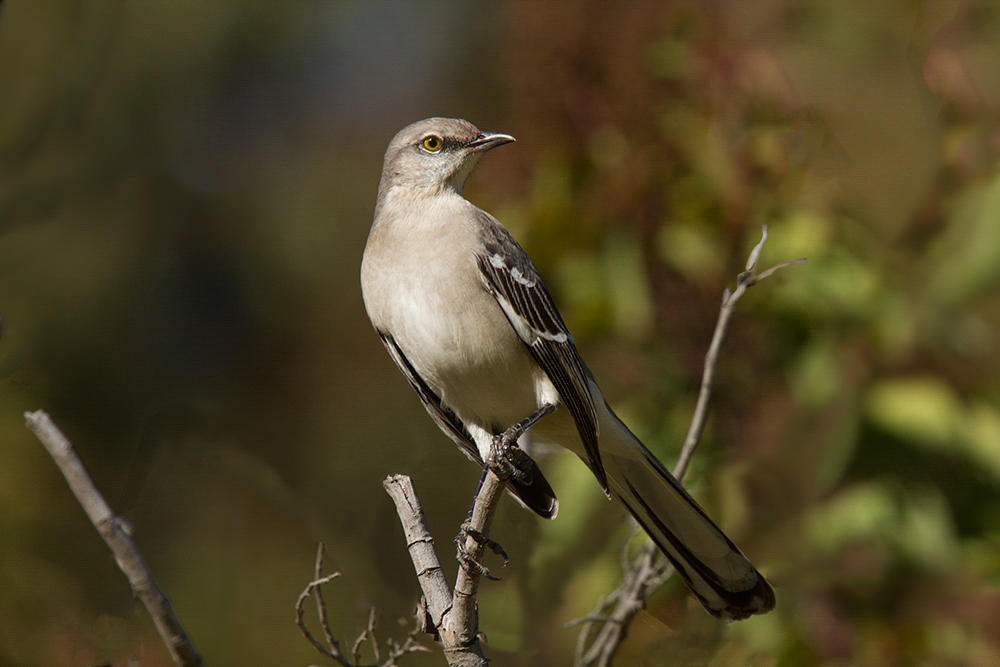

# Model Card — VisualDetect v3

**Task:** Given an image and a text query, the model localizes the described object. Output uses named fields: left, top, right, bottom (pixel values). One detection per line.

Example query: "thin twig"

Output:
left=573, top=225, right=804, bottom=666
left=369, top=608, right=380, bottom=663
left=295, top=545, right=429, bottom=667
left=578, top=542, right=664, bottom=667
left=295, top=567, right=350, bottom=665
left=383, top=615, right=432, bottom=667
left=351, top=607, right=379, bottom=664
left=314, top=543, right=340, bottom=654
left=24, top=410, right=204, bottom=667
left=674, top=226, right=795, bottom=480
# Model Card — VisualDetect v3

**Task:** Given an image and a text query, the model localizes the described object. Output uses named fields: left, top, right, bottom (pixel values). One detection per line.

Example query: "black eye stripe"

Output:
left=418, top=135, right=464, bottom=152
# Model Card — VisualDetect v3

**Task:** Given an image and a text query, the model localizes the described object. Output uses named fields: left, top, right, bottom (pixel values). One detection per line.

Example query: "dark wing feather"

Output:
left=377, top=330, right=559, bottom=518
left=378, top=331, right=480, bottom=463
left=474, top=212, right=607, bottom=491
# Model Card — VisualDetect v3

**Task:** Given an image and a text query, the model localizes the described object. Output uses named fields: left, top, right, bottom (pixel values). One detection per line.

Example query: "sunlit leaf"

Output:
left=805, top=482, right=896, bottom=554
left=864, top=376, right=962, bottom=445
left=602, top=231, right=654, bottom=340
left=656, top=222, right=724, bottom=281
left=930, top=172, right=1000, bottom=306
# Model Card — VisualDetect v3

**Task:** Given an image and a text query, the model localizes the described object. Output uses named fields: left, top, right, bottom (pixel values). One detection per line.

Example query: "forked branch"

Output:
left=295, top=541, right=430, bottom=666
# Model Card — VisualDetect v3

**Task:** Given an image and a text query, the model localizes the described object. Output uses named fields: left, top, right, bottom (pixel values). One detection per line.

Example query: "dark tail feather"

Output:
left=506, top=454, right=559, bottom=519
left=604, top=419, right=774, bottom=619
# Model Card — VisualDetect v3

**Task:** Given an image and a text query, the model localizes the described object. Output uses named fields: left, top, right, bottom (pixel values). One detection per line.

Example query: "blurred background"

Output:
left=2, top=1, right=999, bottom=665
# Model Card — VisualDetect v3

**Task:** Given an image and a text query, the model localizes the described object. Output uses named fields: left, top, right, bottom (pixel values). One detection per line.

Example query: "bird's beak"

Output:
left=467, top=132, right=516, bottom=152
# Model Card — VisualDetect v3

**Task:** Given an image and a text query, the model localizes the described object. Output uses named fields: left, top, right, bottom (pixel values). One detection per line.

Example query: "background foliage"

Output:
left=2, top=1, right=999, bottom=665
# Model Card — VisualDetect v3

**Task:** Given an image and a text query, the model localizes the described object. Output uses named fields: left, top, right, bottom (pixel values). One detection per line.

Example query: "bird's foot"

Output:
left=455, top=521, right=510, bottom=581
left=488, top=403, right=556, bottom=483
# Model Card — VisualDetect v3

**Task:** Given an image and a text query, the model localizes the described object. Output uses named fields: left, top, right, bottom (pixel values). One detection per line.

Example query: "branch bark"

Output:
left=382, top=475, right=460, bottom=643
left=24, top=410, right=203, bottom=667
left=444, top=467, right=507, bottom=658
left=383, top=473, right=498, bottom=666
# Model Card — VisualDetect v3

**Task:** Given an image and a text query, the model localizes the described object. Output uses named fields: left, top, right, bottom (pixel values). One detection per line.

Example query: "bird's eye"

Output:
left=421, top=135, right=443, bottom=152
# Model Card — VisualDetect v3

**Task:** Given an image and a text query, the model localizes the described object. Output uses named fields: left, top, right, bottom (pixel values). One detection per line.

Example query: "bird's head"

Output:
left=378, top=117, right=515, bottom=198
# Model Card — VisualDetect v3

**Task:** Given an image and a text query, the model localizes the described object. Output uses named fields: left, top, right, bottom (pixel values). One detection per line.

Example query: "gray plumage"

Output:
left=360, top=117, right=774, bottom=619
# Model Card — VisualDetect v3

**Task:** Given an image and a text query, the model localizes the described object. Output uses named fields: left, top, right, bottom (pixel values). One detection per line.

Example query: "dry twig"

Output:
left=295, top=542, right=429, bottom=666
left=24, top=410, right=203, bottom=667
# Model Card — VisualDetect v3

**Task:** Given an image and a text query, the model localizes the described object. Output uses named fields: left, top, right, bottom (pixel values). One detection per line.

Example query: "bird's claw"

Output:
left=455, top=522, right=509, bottom=581
left=488, top=433, right=534, bottom=484
left=487, top=403, right=556, bottom=482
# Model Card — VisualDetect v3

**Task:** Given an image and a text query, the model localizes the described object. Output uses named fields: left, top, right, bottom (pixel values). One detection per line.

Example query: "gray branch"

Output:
left=382, top=475, right=459, bottom=637
left=383, top=473, right=498, bottom=666
left=24, top=410, right=203, bottom=667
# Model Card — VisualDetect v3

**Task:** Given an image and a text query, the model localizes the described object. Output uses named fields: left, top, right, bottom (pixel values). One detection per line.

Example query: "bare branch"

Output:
left=24, top=410, right=203, bottom=667
left=383, top=616, right=432, bottom=667
left=752, top=258, right=807, bottom=285
left=383, top=406, right=555, bottom=665
left=574, top=542, right=666, bottom=667
left=441, top=468, right=507, bottom=652
left=352, top=607, right=379, bottom=665
left=573, top=226, right=804, bottom=666
left=314, top=543, right=341, bottom=654
left=295, top=545, right=429, bottom=667
left=745, top=224, right=769, bottom=272
left=382, top=475, right=455, bottom=631
left=676, top=228, right=805, bottom=480
left=384, top=474, right=491, bottom=666
left=295, top=562, right=350, bottom=665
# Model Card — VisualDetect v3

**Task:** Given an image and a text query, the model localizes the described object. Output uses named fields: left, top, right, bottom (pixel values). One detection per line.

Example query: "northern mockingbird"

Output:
left=361, top=117, right=775, bottom=620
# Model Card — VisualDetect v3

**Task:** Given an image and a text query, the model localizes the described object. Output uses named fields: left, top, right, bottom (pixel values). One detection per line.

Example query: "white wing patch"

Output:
left=493, top=292, right=569, bottom=345
left=509, top=266, right=535, bottom=287
left=491, top=253, right=537, bottom=288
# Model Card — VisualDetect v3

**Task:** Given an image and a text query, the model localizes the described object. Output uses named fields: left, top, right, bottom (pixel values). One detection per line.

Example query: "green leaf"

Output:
left=930, top=172, right=1000, bottom=306
left=602, top=231, right=654, bottom=340
left=864, top=376, right=962, bottom=445
left=656, top=222, right=724, bottom=281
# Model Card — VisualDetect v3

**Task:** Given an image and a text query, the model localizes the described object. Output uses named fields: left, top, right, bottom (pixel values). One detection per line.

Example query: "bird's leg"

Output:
left=488, top=403, right=557, bottom=482
left=456, top=468, right=510, bottom=580
left=455, top=404, right=556, bottom=579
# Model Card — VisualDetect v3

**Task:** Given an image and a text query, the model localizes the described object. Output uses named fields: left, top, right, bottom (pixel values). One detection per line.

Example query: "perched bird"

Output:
left=360, top=117, right=774, bottom=619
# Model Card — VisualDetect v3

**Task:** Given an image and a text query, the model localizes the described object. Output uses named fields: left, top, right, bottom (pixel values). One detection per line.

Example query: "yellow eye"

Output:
left=421, top=135, right=442, bottom=152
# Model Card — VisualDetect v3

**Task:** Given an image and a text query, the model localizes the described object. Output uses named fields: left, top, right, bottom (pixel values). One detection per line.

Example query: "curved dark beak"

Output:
left=467, top=131, right=516, bottom=152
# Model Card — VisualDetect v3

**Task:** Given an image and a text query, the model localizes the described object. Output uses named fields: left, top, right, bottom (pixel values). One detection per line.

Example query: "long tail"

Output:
left=601, top=411, right=775, bottom=620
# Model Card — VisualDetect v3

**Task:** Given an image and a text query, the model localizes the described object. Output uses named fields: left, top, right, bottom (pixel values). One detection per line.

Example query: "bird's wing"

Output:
left=377, top=330, right=482, bottom=463
left=377, top=330, right=559, bottom=518
left=474, top=212, right=607, bottom=491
